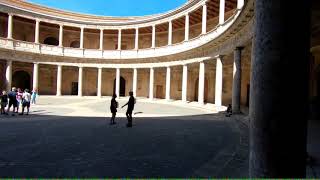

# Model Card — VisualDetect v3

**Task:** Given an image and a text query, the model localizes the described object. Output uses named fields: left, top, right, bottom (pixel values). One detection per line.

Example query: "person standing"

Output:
left=1, top=91, right=8, bottom=115
left=121, top=91, right=136, bottom=127
left=16, top=88, right=23, bottom=113
left=31, top=89, right=38, bottom=105
left=20, top=89, right=31, bottom=115
left=109, top=94, right=118, bottom=125
left=7, top=87, right=17, bottom=115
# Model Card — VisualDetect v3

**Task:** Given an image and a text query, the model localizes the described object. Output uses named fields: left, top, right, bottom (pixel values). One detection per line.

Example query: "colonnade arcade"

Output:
left=1, top=45, right=248, bottom=111
left=0, top=0, right=243, bottom=51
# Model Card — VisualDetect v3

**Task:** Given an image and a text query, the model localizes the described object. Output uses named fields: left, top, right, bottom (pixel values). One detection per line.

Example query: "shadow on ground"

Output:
left=0, top=112, right=249, bottom=178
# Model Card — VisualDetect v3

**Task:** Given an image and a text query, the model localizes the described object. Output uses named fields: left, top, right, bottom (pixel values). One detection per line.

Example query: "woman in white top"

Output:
left=20, top=89, right=31, bottom=115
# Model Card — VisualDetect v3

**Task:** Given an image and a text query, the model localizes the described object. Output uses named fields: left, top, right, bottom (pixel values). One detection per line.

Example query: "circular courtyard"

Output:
left=0, top=96, right=248, bottom=178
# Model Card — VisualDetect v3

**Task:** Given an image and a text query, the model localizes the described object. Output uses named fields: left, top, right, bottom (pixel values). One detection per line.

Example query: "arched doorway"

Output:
left=194, top=78, right=208, bottom=102
left=113, top=76, right=126, bottom=97
left=70, top=41, right=80, bottom=48
left=43, top=37, right=59, bottom=46
left=12, top=70, right=31, bottom=90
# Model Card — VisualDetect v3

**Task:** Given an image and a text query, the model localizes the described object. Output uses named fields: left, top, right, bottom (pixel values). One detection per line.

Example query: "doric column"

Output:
left=215, top=56, right=223, bottom=106
left=168, top=21, right=172, bottom=45
left=182, top=64, right=188, bottom=102
left=97, top=67, right=102, bottom=97
left=198, top=61, right=205, bottom=104
left=232, top=47, right=243, bottom=113
left=80, top=26, right=84, bottom=49
left=34, top=19, right=40, bottom=44
left=135, top=28, right=139, bottom=50
left=59, top=24, right=63, bottom=47
left=202, top=2, right=207, bottom=34
left=116, top=68, right=120, bottom=97
left=5, top=60, right=12, bottom=91
left=185, top=14, right=189, bottom=41
left=56, top=65, right=62, bottom=96
left=219, top=0, right=225, bottom=25
left=249, top=0, right=310, bottom=177
left=7, top=14, right=13, bottom=39
left=149, top=68, right=154, bottom=100
left=78, top=66, right=83, bottom=96
left=237, top=0, right=244, bottom=9
left=133, top=68, right=137, bottom=97
left=118, top=29, right=122, bottom=50
left=99, top=28, right=104, bottom=50
left=165, top=66, right=171, bottom=100
left=32, top=63, right=39, bottom=91
left=152, top=25, right=156, bottom=48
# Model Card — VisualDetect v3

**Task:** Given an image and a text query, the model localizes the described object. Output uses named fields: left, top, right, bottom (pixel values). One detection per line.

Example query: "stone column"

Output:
left=182, top=64, right=188, bottom=102
left=152, top=25, right=156, bottom=48
left=135, top=28, right=139, bottom=50
left=198, top=61, right=205, bottom=104
left=7, top=14, right=13, bottom=39
left=149, top=68, right=154, bottom=100
left=32, top=63, right=39, bottom=91
left=118, top=29, right=122, bottom=50
left=97, top=67, right=102, bottom=97
left=59, top=25, right=63, bottom=47
left=165, top=66, right=171, bottom=100
left=133, top=68, right=137, bottom=97
left=5, top=60, right=12, bottom=91
left=99, top=29, right=104, bottom=50
left=116, top=68, right=120, bottom=97
left=202, top=2, right=207, bottom=34
left=78, top=67, right=83, bottom=97
left=232, top=47, right=243, bottom=113
left=168, top=21, right=172, bottom=45
left=215, top=56, right=223, bottom=106
left=185, top=14, right=189, bottom=41
left=56, top=65, right=62, bottom=96
left=237, top=0, right=244, bottom=9
left=80, top=27, right=84, bottom=49
left=219, top=0, right=225, bottom=25
left=34, top=19, right=40, bottom=44
left=249, top=0, right=310, bottom=177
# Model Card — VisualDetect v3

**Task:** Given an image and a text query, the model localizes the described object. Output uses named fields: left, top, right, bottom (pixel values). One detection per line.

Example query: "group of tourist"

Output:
left=110, top=91, right=136, bottom=128
left=0, top=87, right=38, bottom=116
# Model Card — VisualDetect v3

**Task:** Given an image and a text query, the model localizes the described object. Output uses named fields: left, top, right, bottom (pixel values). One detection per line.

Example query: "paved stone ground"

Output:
left=0, top=96, right=249, bottom=178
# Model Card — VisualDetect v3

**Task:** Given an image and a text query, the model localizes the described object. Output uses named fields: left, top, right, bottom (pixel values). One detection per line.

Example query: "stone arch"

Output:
left=12, top=70, right=31, bottom=90
left=70, top=41, right=80, bottom=48
left=194, top=78, right=209, bottom=102
left=113, top=76, right=126, bottom=97
left=43, top=37, right=59, bottom=46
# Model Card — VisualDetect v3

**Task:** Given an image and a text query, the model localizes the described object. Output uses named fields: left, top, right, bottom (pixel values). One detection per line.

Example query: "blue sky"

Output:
left=27, top=0, right=187, bottom=17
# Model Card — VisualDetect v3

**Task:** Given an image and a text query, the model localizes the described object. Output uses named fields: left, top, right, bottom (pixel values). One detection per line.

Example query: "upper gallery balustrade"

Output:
left=0, top=0, right=245, bottom=59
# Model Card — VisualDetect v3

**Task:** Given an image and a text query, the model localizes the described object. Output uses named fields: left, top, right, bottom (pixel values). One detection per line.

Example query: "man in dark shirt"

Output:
left=7, top=87, right=17, bottom=115
left=122, top=91, right=135, bottom=127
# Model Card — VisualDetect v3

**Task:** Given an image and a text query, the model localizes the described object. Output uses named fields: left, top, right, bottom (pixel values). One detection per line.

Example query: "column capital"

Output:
left=99, top=28, right=104, bottom=31
left=202, top=1, right=207, bottom=6
left=80, top=26, right=85, bottom=30
left=59, top=24, right=64, bottom=27
left=35, top=18, right=41, bottom=23
left=8, top=13, right=14, bottom=17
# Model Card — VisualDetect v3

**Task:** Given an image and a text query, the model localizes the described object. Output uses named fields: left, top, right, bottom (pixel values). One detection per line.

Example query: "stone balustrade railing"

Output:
left=0, top=11, right=238, bottom=60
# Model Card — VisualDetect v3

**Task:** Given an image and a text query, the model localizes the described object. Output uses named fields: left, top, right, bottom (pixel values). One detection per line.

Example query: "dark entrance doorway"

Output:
left=194, top=78, right=208, bottom=102
left=12, top=70, right=31, bottom=90
left=71, top=82, right=78, bottom=95
left=113, top=76, right=126, bottom=96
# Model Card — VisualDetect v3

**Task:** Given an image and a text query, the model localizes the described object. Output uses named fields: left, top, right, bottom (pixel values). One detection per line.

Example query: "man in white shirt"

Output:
left=20, top=89, right=31, bottom=115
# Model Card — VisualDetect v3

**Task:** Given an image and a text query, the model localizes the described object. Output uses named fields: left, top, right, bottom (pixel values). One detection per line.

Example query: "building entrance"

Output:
left=12, top=70, right=31, bottom=90
left=113, top=77, right=126, bottom=96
